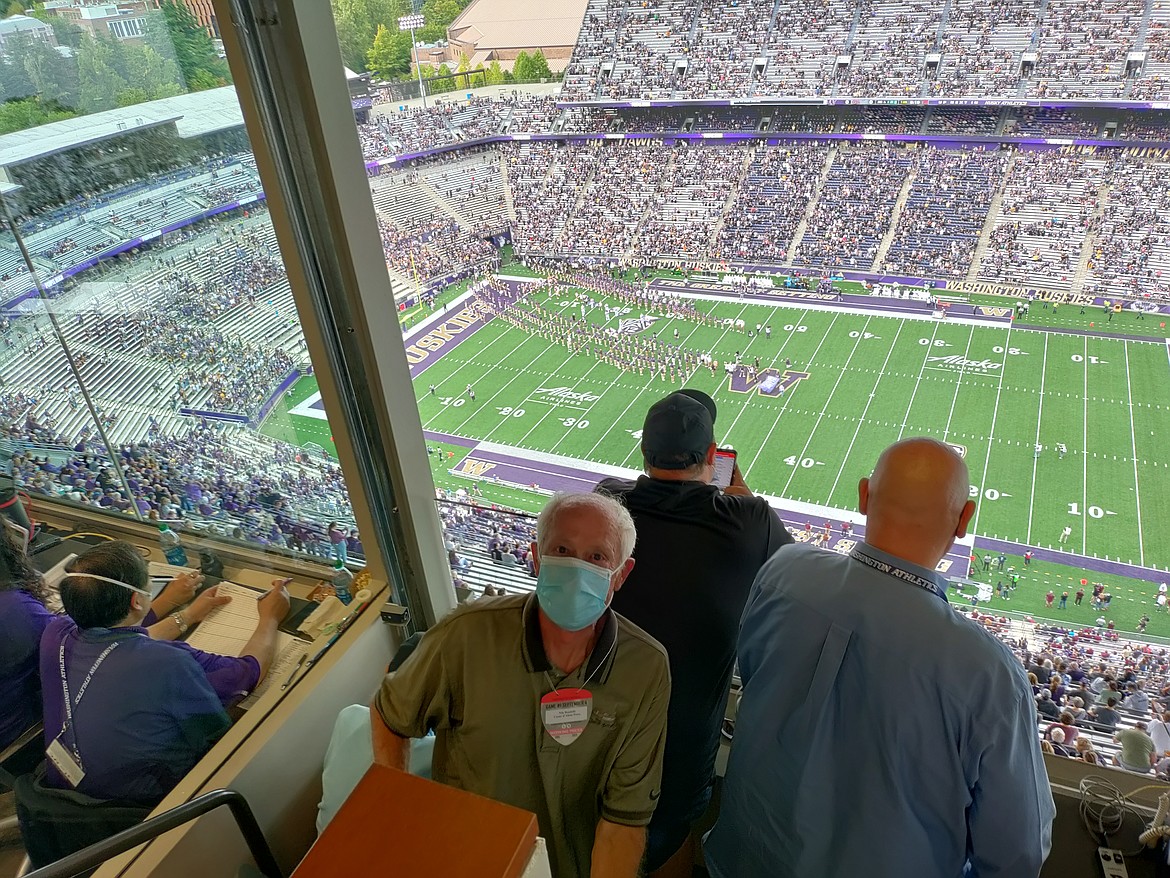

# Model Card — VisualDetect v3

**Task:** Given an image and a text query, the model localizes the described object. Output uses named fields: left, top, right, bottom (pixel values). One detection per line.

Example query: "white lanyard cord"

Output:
left=545, top=632, right=617, bottom=695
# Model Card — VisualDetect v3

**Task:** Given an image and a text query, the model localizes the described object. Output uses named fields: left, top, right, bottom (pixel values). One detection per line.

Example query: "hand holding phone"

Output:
left=713, top=447, right=737, bottom=489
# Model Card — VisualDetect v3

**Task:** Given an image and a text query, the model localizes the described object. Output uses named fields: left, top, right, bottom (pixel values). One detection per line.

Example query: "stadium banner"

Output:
left=374, top=128, right=1170, bottom=177
left=179, top=408, right=250, bottom=425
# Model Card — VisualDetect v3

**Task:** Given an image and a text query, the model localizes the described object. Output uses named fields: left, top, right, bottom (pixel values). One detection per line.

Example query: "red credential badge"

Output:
left=540, top=687, right=593, bottom=746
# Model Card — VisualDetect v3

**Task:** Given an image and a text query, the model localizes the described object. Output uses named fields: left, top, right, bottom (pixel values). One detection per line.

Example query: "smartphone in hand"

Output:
left=713, top=447, right=737, bottom=489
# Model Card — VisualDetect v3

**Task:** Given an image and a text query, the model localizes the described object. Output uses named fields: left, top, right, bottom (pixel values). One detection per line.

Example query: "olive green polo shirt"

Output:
left=374, top=593, right=670, bottom=878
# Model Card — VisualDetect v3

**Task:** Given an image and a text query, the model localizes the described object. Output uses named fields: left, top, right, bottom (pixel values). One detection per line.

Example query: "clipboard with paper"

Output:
left=183, top=581, right=311, bottom=708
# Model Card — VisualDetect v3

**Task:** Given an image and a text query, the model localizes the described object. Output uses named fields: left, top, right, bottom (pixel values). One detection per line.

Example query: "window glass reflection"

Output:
left=0, top=5, right=360, bottom=564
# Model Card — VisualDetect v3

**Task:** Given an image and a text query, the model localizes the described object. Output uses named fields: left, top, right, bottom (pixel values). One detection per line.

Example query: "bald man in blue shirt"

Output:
left=706, top=437, right=1054, bottom=877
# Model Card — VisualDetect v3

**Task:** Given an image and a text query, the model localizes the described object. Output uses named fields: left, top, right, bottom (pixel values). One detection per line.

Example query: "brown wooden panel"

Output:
left=293, top=765, right=539, bottom=878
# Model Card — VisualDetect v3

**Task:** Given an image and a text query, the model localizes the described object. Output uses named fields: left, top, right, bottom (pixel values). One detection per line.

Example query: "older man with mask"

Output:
left=372, top=492, right=670, bottom=878
left=705, top=438, right=1055, bottom=878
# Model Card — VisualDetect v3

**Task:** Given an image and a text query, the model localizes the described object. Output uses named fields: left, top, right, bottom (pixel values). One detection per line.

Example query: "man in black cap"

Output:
left=595, top=388, right=792, bottom=878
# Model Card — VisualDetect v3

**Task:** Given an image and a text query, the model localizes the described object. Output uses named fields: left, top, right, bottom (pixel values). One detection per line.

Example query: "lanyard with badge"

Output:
left=540, top=635, right=617, bottom=747
left=850, top=546, right=949, bottom=604
left=47, top=640, right=120, bottom=787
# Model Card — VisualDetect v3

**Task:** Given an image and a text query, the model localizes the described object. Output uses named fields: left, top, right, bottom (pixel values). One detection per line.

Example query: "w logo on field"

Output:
left=617, top=315, right=658, bottom=335
left=455, top=458, right=497, bottom=477
left=728, top=367, right=811, bottom=396
left=976, top=307, right=1012, bottom=318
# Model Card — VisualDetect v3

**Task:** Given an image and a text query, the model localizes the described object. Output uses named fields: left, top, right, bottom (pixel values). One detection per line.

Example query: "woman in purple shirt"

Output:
left=0, top=526, right=54, bottom=751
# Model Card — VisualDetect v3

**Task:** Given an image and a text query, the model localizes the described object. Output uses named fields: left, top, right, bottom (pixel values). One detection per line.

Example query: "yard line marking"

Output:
left=744, top=312, right=842, bottom=483
left=444, top=294, right=587, bottom=434
left=513, top=356, right=611, bottom=447
left=617, top=302, right=754, bottom=468
left=1082, top=335, right=1088, bottom=556
left=941, top=325, right=977, bottom=441
left=717, top=309, right=812, bottom=441
left=1124, top=341, right=1145, bottom=566
left=970, top=323, right=1012, bottom=537
left=826, top=319, right=904, bottom=502
left=586, top=311, right=738, bottom=460
left=421, top=288, right=579, bottom=427
left=775, top=315, right=870, bottom=497
left=454, top=336, right=566, bottom=436
left=896, top=320, right=940, bottom=439
left=422, top=329, right=542, bottom=429
left=520, top=299, right=714, bottom=455
left=510, top=297, right=640, bottom=447
left=1025, top=332, right=1049, bottom=545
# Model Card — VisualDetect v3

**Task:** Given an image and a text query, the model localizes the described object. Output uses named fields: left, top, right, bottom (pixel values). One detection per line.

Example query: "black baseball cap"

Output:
left=641, top=389, right=717, bottom=469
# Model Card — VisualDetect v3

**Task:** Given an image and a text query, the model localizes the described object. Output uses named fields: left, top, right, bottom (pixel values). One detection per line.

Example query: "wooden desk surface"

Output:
left=293, top=765, right=539, bottom=878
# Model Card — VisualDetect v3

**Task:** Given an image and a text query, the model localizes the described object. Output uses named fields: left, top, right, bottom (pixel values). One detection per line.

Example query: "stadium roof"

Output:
left=0, top=15, right=51, bottom=37
left=448, top=0, right=587, bottom=50
left=0, top=87, right=244, bottom=169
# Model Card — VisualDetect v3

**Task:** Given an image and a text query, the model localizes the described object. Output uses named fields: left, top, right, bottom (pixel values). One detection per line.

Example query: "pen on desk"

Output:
left=302, top=591, right=374, bottom=671
left=303, top=612, right=359, bottom=670
left=280, top=653, right=307, bottom=691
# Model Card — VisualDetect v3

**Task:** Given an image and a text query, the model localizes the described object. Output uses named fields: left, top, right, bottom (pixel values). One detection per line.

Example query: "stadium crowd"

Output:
left=559, top=0, right=1161, bottom=102
left=6, top=421, right=356, bottom=555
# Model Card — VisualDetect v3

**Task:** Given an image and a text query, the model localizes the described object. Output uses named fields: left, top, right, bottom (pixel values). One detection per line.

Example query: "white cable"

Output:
left=1079, top=775, right=1168, bottom=858
left=1139, top=792, right=1170, bottom=849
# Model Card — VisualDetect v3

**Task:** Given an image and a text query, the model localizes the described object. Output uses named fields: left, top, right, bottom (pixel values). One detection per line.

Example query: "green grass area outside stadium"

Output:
left=258, top=266, right=1170, bottom=633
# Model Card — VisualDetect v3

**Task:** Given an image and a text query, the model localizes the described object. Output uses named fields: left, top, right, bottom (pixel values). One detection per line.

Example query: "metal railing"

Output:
left=22, top=788, right=282, bottom=878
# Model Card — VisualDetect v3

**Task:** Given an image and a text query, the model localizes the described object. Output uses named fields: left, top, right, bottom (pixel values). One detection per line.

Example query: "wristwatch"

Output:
left=171, top=612, right=189, bottom=635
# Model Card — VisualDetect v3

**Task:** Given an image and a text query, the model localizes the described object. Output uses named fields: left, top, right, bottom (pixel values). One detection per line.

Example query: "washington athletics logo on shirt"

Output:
left=616, top=315, right=658, bottom=335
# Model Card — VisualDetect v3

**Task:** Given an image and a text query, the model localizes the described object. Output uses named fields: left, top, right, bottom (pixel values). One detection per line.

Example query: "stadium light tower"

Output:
left=398, top=13, right=427, bottom=109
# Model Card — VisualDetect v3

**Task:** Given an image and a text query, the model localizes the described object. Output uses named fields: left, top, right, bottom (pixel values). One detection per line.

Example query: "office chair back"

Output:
left=14, top=771, right=150, bottom=873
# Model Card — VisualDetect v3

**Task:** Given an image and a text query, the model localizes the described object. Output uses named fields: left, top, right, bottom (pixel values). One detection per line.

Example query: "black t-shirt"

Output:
left=596, top=475, right=793, bottom=817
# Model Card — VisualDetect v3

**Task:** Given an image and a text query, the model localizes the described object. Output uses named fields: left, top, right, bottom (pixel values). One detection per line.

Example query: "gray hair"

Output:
left=1051, top=728, right=1066, bottom=744
left=535, top=492, right=637, bottom=563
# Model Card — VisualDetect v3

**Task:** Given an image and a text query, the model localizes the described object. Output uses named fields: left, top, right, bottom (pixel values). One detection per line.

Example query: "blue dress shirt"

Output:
left=705, top=543, right=1055, bottom=878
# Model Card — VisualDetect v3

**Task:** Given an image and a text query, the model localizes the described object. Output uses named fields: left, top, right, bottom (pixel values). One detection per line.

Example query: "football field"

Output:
left=262, top=282, right=1170, bottom=571
left=413, top=285, right=1170, bottom=570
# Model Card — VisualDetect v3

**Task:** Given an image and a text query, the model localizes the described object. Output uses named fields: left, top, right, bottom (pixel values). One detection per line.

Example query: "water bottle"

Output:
left=331, top=559, right=353, bottom=605
left=159, top=524, right=188, bottom=566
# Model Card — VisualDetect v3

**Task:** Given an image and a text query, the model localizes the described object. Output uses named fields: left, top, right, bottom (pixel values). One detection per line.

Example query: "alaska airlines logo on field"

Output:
left=728, top=367, right=811, bottom=396
left=616, top=314, right=658, bottom=335
left=925, top=355, right=1001, bottom=374
left=532, top=386, right=602, bottom=404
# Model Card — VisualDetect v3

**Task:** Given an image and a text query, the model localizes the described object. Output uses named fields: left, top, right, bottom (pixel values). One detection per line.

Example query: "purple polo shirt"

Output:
left=0, top=589, right=54, bottom=749
left=39, top=617, right=260, bottom=805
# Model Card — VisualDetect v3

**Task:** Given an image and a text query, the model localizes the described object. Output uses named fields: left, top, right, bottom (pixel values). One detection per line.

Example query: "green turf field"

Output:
left=257, top=280, right=1170, bottom=568
left=406, top=284, right=1170, bottom=569
left=259, top=375, right=336, bottom=455
left=954, top=550, right=1169, bottom=637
